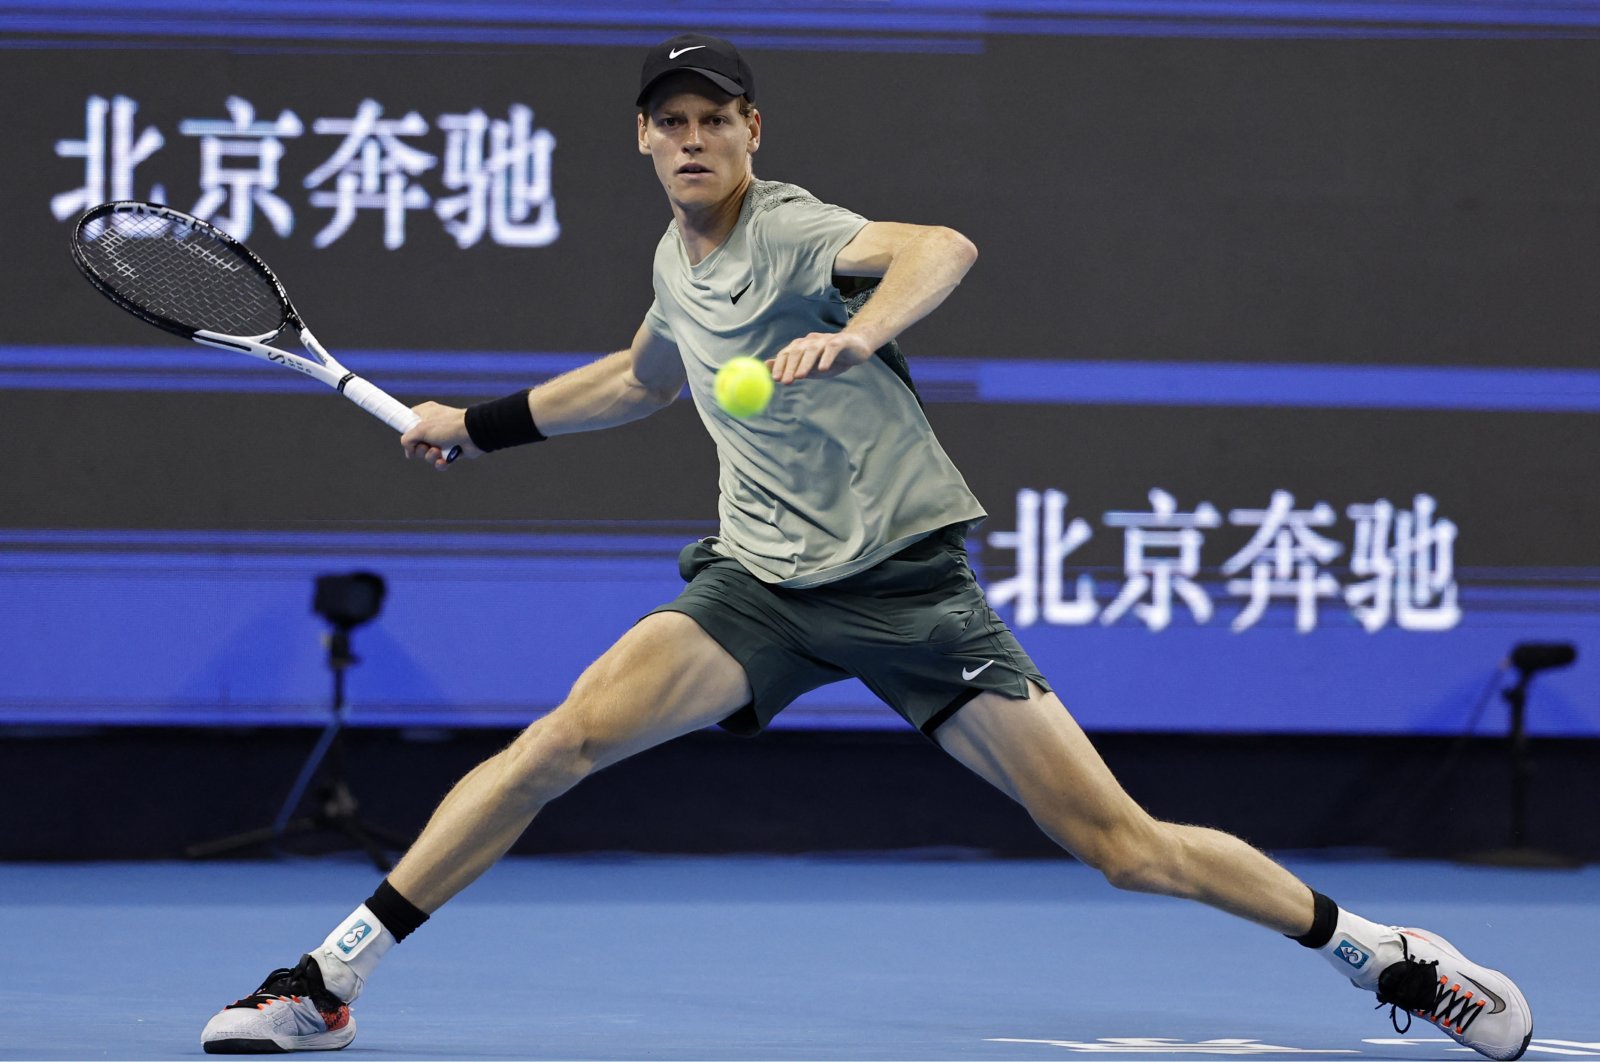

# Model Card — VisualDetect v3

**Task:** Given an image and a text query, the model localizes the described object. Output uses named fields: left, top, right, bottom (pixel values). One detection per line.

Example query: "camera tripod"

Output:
left=186, top=621, right=410, bottom=871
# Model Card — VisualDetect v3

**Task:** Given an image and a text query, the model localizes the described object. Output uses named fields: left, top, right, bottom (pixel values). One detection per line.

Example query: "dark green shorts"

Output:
left=643, top=525, right=1051, bottom=737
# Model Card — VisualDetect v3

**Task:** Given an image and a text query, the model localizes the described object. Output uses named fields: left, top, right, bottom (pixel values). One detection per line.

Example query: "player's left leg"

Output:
left=934, top=683, right=1532, bottom=1061
left=937, top=681, right=1312, bottom=930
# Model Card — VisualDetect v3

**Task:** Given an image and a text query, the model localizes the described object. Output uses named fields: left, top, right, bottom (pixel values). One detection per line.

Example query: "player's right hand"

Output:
left=401, top=401, right=482, bottom=470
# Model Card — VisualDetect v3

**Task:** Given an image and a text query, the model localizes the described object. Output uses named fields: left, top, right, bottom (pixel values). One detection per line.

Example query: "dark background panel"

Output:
left=1, top=389, right=723, bottom=527
left=4, top=390, right=1593, bottom=571
left=982, top=38, right=1600, bottom=367
left=934, top=403, right=1600, bottom=570
left=9, top=37, right=1597, bottom=363
left=15, top=44, right=985, bottom=352
left=5, top=727, right=1598, bottom=862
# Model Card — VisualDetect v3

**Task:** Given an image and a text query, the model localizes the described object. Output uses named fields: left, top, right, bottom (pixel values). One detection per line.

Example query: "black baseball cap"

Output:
left=636, top=33, right=755, bottom=108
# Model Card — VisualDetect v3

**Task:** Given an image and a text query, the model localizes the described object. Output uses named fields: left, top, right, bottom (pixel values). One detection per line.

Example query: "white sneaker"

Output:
left=200, top=954, right=356, bottom=1054
left=1375, top=927, right=1532, bottom=1061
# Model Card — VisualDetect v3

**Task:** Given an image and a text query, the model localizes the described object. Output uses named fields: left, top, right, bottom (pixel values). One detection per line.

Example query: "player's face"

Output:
left=637, top=88, right=760, bottom=210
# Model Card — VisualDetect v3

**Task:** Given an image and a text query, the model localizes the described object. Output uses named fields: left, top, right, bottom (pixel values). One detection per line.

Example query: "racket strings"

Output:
left=78, top=212, right=287, bottom=339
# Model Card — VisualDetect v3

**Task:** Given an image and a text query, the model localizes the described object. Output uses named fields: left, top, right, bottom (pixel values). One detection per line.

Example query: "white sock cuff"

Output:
left=1319, top=908, right=1399, bottom=990
left=315, top=904, right=397, bottom=1003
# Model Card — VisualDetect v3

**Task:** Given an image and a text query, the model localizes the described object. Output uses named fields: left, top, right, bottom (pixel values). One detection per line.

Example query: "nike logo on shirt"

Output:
left=731, top=281, right=753, bottom=304
left=962, top=661, right=996, bottom=681
left=669, top=45, right=706, bottom=59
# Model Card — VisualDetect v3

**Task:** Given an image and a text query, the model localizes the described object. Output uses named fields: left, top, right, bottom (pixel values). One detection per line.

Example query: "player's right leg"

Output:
left=200, top=611, right=751, bottom=1054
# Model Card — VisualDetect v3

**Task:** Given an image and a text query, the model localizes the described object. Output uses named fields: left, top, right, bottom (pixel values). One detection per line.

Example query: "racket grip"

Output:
left=342, top=375, right=462, bottom=464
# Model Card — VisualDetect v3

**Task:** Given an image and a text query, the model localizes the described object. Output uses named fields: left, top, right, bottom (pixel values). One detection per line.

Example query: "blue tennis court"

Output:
left=2, top=855, right=1593, bottom=1060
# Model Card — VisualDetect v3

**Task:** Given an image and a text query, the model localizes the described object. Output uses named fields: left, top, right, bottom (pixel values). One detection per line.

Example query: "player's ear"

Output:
left=747, top=107, right=761, bottom=154
left=637, top=111, right=650, bottom=154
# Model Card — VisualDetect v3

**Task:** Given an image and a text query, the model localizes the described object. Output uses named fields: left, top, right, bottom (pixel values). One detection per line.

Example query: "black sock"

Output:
left=1288, top=889, right=1339, bottom=949
left=364, top=879, right=429, bottom=943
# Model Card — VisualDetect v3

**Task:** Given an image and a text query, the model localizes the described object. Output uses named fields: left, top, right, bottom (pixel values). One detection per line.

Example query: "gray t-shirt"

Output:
left=646, top=180, right=986, bottom=588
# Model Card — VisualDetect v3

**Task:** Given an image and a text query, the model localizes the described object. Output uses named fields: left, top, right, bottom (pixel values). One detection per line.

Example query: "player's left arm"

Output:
left=769, top=221, right=977, bottom=384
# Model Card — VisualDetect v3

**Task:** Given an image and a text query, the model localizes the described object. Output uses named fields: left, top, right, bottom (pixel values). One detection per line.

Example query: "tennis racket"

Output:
left=70, top=200, right=459, bottom=463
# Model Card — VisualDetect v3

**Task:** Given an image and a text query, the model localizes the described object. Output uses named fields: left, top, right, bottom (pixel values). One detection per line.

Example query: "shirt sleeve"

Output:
left=644, top=296, right=673, bottom=341
left=758, top=197, right=871, bottom=300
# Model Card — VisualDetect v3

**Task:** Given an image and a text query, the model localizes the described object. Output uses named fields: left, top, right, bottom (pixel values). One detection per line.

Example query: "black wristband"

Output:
left=464, top=389, right=545, bottom=452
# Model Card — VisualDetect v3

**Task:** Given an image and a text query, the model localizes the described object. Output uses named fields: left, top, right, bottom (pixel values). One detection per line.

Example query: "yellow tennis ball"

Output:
left=714, top=356, right=774, bottom=419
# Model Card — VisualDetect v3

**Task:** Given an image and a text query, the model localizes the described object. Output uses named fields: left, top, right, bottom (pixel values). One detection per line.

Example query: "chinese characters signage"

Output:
left=986, top=489, right=1460, bottom=633
left=52, top=95, right=559, bottom=250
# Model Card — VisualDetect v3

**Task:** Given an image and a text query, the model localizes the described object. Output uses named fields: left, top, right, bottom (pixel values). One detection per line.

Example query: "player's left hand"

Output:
left=768, top=330, right=875, bottom=384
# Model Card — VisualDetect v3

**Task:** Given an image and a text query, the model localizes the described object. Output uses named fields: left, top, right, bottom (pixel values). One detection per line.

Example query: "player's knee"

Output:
left=499, top=714, right=599, bottom=809
left=1083, top=820, right=1185, bottom=896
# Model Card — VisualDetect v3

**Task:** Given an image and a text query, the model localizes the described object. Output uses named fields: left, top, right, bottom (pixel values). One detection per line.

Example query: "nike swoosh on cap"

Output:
left=669, top=45, right=706, bottom=59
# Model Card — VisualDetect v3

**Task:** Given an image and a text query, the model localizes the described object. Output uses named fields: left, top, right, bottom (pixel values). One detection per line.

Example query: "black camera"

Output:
left=313, top=572, right=387, bottom=630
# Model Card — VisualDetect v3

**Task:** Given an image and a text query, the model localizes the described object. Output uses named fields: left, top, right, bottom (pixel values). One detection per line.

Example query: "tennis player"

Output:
left=201, top=34, right=1533, bottom=1060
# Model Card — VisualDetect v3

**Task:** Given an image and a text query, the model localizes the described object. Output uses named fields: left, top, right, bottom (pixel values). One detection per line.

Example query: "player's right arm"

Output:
left=529, top=322, right=684, bottom=436
left=402, top=320, right=684, bottom=468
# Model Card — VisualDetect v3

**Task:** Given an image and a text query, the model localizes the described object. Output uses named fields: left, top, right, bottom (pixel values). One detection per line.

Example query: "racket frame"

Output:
left=71, top=201, right=458, bottom=461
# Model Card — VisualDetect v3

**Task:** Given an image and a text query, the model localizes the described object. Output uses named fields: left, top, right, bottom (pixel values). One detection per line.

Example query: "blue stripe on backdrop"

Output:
left=7, top=345, right=1600, bottom=411
left=0, top=20, right=983, bottom=54
left=1, top=529, right=1595, bottom=733
left=1, top=0, right=1598, bottom=46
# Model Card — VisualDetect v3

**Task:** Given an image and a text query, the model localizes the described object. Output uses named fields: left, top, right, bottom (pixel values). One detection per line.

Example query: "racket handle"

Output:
left=341, top=375, right=462, bottom=464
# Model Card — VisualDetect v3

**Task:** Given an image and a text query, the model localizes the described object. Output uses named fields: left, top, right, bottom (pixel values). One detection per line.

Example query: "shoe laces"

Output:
left=225, top=954, right=346, bottom=1014
left=1374, top=934, right=1486, bottom=1038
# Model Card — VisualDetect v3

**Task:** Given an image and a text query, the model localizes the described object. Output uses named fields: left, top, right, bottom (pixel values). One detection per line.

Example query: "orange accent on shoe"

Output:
left=321, top=1006, right=351, bottom=1032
